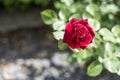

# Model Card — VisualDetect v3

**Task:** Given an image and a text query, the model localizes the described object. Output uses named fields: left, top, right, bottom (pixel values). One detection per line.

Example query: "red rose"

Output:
left=63, top=18, right=95, bottom=49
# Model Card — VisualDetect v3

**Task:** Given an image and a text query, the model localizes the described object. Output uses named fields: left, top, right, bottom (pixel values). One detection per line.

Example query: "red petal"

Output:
left=65, top=23, right=73, bottom=33
left=80, top=34, right=92, bottom=47
left=68, top=41, right=80, bottom=49
left=86, top=25, right=95, bottom=38
left=78, top=19, right=88, bottom=25
left=70, top=18, right=77, bottom=24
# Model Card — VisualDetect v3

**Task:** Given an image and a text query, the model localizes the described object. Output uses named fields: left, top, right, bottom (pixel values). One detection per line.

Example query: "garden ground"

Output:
left=0, top=27, right=120, bottom=80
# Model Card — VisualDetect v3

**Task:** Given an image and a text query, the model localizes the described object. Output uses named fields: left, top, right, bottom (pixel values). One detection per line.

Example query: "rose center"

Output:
left=78, top=29, right=86, bottom=38
left=75, top=27, right=88, bottom=38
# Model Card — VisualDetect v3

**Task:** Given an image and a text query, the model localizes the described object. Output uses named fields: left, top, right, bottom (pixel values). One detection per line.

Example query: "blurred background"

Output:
left=0, top=0, right=120, bottom=80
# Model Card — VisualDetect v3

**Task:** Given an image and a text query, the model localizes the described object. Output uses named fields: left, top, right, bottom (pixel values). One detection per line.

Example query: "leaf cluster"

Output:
left=41, top=0, right=120, bottom=77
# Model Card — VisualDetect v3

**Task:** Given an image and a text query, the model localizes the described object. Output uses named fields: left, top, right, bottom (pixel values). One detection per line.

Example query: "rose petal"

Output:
left=63, top=33, right=80, bottom=49
left=80, top=46, right=86, bottom=49
left=86, top=25, right=95, bottom=38
left=78, top=19, right=88, bottom=26
left=70, top=18, right=77, bottom=24
left=79, top=19, right=95, bottom=38
left=80, top=33, right=92, bottom=47
left=65, top=23, right=73, bottom=33
left=68, top=40, right=80, bottom=49
left=63, top=32, right=70, bottom=43
left=63, top=18, right=95, bottom=49
left=71, top=33, right=77, bottom=40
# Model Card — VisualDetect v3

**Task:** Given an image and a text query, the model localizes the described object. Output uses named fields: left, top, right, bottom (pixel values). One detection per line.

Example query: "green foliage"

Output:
left=86, top=3, right=99, bottom=16
left=19, top=0, right=32, bottom=5
left=0, top=0, right=50, bottom=10
left=88, top=19, right=100, bottom=31
left=2, top=0, right=14, bottom=9
left=34, top=0, right=49, bottom=6
left=98, top=28, right=116, bottom=43
left=41, top=9, right=58, bottom=25
left=112, top=25, right=120, bottom=38
left=77, top=49, right=93, bottom=60
left=52, top=20, right=65, bottom=31
left=87, top=61, right=103, bottom=77
left=103, top=57, right=120, bottom=73
left=41, top=0, right=120, bottom=77
left=67, top=53, right=77, bottom=64
left=58, top=40, right=68, bottom=50
left=53, top=31, right=64, bottom=40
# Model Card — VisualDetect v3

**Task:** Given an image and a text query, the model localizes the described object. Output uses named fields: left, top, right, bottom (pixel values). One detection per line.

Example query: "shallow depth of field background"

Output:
left=0, top=0, right=120, bottom=80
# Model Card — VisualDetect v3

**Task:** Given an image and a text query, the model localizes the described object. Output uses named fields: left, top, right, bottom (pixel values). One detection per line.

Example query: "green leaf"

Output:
left=112, top=25, right=120, bottom=38
left=117, top=68, right=120, bottom=76
left=58, top=40, right=68, bottom=50
left=53, top=31, right=64, bottom=40
left=86, top=4, right=99, bottom=16
left=117, top=38, right=120, bottom=43
left=117, top=62, right=120, bottom=75
left=54, top=1, right=66, bottom=9
left=69, top=2, right=84, bottom=13
left=77, top=49, right=92, bottom=60
left=104, top=42, right=115, bottom=57
left=95, top=43, right=105, bottom=58
left=87, top=61, right=103, bottom=77
left=98, top=28, right=116, bottom=43
left=67, top=53, right=77, bottom=64
left=41, top=10, right=58, bottom=25
left=100, top=4, right=118, bottom=14
left=69, top=14, right=80, bottom=20
left=61, top=0, right=73, bottom=6
left=91, top=33, right=102, bottom=48
left=82, top=11, right=92, bottom=19
left=103, top=57, right=120, bottom=73
left=114, top=49, right=120, bottom=57
left=52, top=20, right=65, bottom=31
left=58, top=9, right=71, bottom=20
left=88, top=19, right=100, bottom=31
left=93, top=12, right=102, bottom=20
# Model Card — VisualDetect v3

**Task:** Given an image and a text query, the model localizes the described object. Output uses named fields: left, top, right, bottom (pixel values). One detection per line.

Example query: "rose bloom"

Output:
left=63, top=18, right=95, bottom=49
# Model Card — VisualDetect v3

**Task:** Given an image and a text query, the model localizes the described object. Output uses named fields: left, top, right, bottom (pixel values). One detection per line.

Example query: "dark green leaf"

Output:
left=34, top=0, right=49, bottom=6
left=19, top=0, right=32, bottom=4
left=3, top=0, right=14, bottom=8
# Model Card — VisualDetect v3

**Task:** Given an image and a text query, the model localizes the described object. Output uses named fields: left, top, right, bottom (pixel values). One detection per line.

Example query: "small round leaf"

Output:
left=87, top=61, right=103, bottom=77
